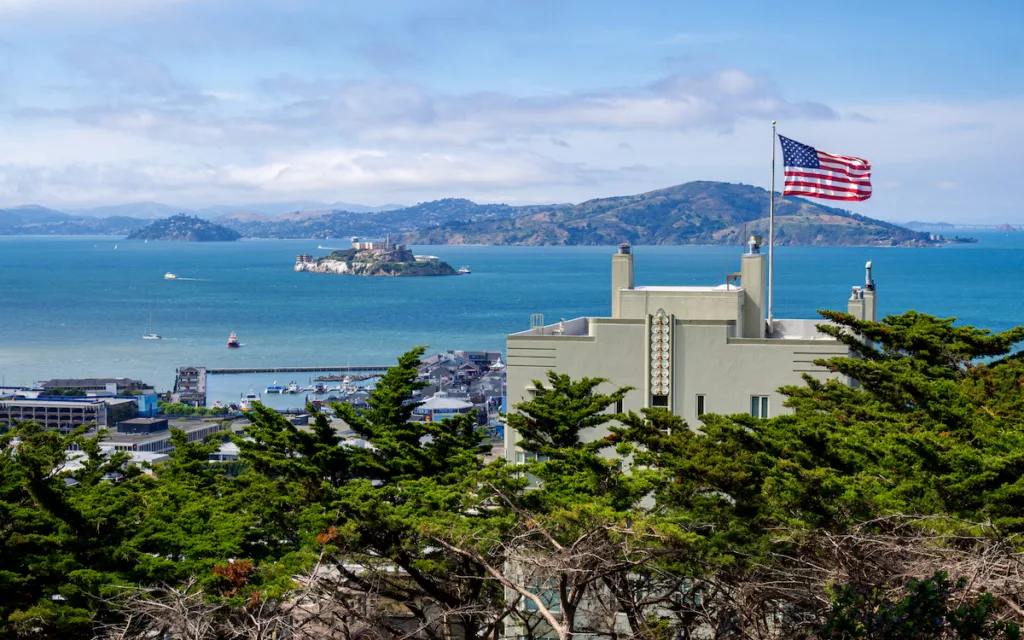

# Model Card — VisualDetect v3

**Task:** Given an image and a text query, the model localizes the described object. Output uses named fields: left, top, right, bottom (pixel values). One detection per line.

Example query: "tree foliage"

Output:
left=3, top=311, right=1024, bottom=639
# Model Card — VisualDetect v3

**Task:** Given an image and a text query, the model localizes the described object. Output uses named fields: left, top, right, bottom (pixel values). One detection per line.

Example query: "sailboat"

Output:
left=142, top=314, right=161, bottom=340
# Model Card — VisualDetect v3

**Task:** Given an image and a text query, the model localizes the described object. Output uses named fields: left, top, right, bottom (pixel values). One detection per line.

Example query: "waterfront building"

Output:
left=504, top=238, right=878, bottom=462
left=412, top=392, right=474, bottom=422
left=0, top=397, right=138, bottom=432
left=173, top=366, right=207, bottom=405
left=41, top=377, right=154, bottom=395
left=72, top=418, right=227, bottom=454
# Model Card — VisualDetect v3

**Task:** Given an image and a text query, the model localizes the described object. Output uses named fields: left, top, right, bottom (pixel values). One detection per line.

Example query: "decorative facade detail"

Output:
left=650, top=309, right=671, bottom=396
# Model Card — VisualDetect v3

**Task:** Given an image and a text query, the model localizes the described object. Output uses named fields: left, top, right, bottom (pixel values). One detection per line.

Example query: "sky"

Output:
left=0, top=0, right=1021, bottom=222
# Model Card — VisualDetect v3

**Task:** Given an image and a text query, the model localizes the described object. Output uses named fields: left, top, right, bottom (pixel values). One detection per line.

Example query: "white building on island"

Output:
left=504, top=237, right=878, bottom=461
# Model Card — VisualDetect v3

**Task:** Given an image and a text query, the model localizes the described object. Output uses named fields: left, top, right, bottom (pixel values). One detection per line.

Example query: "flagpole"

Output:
left=768, top=120, right=776, bottom=334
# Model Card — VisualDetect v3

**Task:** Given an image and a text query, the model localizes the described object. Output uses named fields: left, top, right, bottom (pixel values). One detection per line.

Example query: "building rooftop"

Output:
left=1, top=397, right=136, bottom=408
left=632, top=284, right=740, bottom=293
left=417, top=394, right=474, bottom=412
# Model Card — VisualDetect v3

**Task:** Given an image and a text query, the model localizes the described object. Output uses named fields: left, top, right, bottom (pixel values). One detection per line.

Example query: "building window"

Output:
left=696, top=394, right=705, bottom=417
left=652, top=395, right=668, bottom=408
left=615, top=399, right=623, bottom=414
left=750, top=395, right=769, bottom=418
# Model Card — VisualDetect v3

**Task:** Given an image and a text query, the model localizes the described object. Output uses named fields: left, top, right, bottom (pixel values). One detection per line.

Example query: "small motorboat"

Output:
left=286, top=381, right=300, bottom=394
left=457, top=266, right=471, bottom=275
left=164, top=272, right=178, bottom=280
left=227, top=333, right=241, bottom=348
left=265, top=379, right=283, bottom=394
left=313, top=382, right=329, bottom=394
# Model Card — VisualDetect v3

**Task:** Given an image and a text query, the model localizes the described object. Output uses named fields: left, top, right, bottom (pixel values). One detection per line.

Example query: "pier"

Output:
left=205, top=365, right=390, bottom=375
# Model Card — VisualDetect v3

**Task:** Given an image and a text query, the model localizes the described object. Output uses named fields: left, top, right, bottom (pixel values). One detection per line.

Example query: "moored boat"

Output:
left=240, top=389, right=260, bottom=411
left=265, top=379, right=283, bottom=394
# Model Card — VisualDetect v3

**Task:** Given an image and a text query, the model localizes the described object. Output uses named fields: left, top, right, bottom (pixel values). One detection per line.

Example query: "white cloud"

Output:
left=0, top=0, right=197, bottom=16
left=1, top=60, right=1022, bottom=220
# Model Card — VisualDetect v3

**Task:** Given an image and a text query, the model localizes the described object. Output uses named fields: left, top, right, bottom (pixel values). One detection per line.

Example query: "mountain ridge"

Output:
left=397, top=182, right=935, bottom=247
left=0, top=182, right=948, bottom=246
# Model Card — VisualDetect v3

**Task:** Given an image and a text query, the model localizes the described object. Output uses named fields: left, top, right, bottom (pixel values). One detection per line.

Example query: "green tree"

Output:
left=821, top=571, right=1020, bottom=640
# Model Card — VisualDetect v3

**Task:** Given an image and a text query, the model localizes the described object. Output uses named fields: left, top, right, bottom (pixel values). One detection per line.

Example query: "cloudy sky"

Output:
left=0, top=0, right=1020, bottom=221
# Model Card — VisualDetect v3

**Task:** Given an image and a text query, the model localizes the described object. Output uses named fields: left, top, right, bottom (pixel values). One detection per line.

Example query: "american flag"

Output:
left=779, top=135, right=872, bottom=202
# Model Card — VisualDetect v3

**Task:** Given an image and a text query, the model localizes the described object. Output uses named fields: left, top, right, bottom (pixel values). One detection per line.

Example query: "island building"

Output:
left=503, top=237, right=878, bottom=462
left=350, top=234, right=404, bottom=251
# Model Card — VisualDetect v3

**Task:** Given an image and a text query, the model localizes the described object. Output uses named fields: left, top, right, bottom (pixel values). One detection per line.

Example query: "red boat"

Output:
left=227, top=332, right=241, bottom=348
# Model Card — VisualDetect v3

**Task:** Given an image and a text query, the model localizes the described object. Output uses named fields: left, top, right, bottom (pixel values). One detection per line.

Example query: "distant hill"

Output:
left=197, top=201, right=405, bottom=218
left=67, top=201, right=405, bottom=219
left=220, top=198, right=547, bottom=239
left=0, top=206, right=147, bottom=235
left=0, top=182, right=938, bottom=246
left=127, top=214, right=241, bottom=242
left=398, top=182, right=933, bottom=247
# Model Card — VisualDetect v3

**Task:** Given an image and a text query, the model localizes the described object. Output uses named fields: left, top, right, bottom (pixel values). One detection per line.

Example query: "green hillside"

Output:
left=399, top=181, right=932, bottom=247
left=127, top=214, right=241, bottom=242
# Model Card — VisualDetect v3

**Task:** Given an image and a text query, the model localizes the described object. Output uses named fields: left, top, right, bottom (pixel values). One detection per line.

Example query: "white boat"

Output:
left=286, top=381, right=300, bottom=394
left=240, top=389, right=260, bottom=411
left=457, top=266, right=471, bottom=275
left=142, top=314, right=161, bottom=340
left=265, top=379, right=283, bottom=394
left=164, top=272, right=178, bottom=280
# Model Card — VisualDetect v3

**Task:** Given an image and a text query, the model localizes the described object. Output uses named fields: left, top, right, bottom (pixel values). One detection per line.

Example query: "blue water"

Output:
left=1, top=235, right=1022, bottom=401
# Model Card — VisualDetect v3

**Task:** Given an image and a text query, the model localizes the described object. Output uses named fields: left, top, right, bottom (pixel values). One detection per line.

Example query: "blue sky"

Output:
left=0, top=0, right=1021, bottom=221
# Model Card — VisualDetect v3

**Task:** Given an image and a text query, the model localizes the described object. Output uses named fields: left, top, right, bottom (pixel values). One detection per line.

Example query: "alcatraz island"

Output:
left=294, top=235, right=460, bottom=277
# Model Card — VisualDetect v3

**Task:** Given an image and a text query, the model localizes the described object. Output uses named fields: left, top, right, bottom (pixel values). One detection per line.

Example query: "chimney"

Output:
left=611, top=243, right=634, bottom=318
left=862, top=261, right=877, bottom=322
left=847, top=286, right=865, bottom=319
left=740, top=235, right=766, bottom=338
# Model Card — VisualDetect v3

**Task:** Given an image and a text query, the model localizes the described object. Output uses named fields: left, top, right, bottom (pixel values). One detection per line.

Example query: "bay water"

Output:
left=1, top=234, right=1022, bottom=405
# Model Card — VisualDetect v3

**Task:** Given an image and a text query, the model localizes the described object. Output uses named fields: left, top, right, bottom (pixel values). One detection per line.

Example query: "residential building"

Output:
left=504, top=238, right=878, bottom=462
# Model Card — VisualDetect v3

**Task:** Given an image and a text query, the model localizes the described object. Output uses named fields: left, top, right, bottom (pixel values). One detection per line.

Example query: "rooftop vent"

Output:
left=618, top=243, right=631, bottom=255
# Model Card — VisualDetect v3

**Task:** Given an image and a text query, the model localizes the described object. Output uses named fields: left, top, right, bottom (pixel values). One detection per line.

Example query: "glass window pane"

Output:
left=696, top=395, right=705, bottom=416
left=750, top=396, right=759, bottom=417
left=761, top=396, right=769, bottom=418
